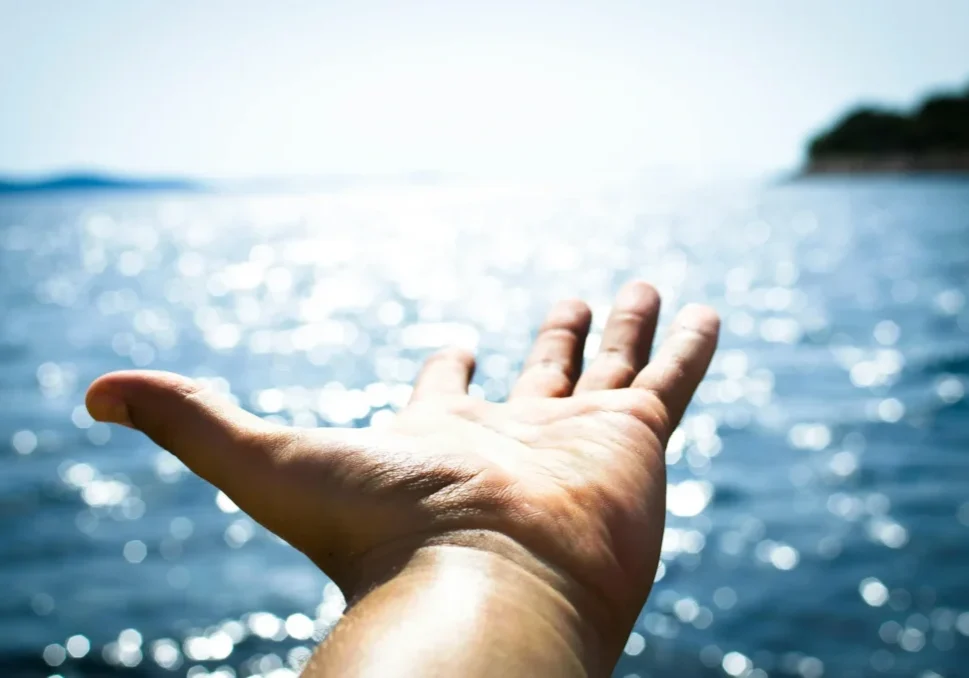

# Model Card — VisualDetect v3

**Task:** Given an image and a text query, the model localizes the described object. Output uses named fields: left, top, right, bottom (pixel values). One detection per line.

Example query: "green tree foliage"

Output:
left=809, top=84, right=969, bottom=159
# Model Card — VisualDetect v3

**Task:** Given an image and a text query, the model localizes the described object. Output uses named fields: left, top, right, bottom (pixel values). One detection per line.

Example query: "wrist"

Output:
left=344, top=529, right=632, bottom=677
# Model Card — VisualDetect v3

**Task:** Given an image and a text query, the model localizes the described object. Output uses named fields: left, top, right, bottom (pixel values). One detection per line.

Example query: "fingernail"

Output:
left=87, top=395, right=133, bottom=428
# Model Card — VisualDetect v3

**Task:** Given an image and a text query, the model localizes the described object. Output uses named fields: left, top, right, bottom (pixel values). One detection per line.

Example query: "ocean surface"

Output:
left=1, top=176, right=967, bottom=678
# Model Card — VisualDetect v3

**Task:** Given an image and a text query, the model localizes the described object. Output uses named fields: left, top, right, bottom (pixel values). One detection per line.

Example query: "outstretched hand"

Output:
left=86, top=281, right=719, bottom=676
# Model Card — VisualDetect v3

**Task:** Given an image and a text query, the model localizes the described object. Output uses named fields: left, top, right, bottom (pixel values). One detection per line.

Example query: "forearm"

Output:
left=303, top=531, right=623, bottom=678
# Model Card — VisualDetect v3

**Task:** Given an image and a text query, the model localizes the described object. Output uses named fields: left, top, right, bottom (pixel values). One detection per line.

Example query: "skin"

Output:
left=85, top=281, right=719, bottom=677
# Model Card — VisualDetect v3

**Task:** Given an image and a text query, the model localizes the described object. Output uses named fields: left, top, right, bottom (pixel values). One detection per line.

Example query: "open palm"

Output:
left=86, top=281, right=718, bottom=635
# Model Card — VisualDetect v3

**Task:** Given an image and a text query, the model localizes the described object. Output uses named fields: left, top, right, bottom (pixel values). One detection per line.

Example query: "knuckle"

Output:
left=533, top=369, right=574, bottom=396
left=626, top=389, right=672, bottom=438
left=536, top=326, right=579, bottom=344
left=595, top=353, right=637, bottom=378
left=597, top=340, right=639, bottom=361
left=675, top=324, right=719, bottom=342
left=532, top=358, right=572, bottom=377
left=426, top=347, right=474, bottom=367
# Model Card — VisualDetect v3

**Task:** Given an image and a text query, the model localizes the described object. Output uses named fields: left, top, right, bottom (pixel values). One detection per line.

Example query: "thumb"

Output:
left=86, top=370, right=287, bottom=492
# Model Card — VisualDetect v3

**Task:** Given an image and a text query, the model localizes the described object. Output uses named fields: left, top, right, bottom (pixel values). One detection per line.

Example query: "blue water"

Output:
left=1, top=177, right=967, bottom=678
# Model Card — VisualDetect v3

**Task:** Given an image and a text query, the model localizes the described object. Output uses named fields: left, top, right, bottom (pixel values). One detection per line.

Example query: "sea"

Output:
left=1, top=175, right=967, bottom=678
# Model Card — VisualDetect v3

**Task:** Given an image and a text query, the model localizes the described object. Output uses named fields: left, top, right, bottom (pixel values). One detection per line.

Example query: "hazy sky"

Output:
left=2, top=0, right=968, bottom=178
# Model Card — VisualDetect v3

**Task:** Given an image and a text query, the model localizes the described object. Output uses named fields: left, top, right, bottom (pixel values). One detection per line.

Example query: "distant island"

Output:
left=0, top=174, right=201, bottom=194
left=804, top=82, right=969, bottom=174
left=0, top=171, right=451, bottom=196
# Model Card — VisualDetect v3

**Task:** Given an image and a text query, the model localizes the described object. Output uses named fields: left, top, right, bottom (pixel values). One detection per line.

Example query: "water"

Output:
left=1, top=176, right=967, bottom=678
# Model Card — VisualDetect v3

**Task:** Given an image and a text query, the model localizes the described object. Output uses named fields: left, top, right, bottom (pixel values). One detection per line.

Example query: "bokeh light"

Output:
left=1, top=175, right=968, bottom=676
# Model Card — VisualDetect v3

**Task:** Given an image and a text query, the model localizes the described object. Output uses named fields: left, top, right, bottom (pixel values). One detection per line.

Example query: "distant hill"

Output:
left=0, top=174, right=202, bottom=194
left=0, top=171, right=450, bottom=195
left=804, top=83, right=969, bottom=174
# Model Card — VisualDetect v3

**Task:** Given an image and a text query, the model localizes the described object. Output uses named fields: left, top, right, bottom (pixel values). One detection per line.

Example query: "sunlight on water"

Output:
left=1, top=176, right=968, bottom=676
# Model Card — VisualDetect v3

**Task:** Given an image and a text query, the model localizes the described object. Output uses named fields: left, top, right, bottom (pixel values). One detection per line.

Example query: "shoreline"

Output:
left=803, top=152, right=969, bottom=176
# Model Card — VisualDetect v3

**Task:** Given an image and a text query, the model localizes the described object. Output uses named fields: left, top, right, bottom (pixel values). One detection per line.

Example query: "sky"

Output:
left=1, top=0, right=968, bottom=179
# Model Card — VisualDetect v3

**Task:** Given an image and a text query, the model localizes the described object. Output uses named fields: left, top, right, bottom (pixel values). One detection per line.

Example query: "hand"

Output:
left=86, top=281, right=719, bottom=674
